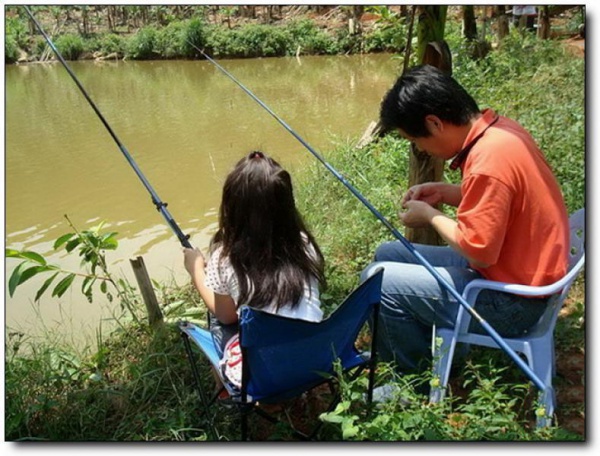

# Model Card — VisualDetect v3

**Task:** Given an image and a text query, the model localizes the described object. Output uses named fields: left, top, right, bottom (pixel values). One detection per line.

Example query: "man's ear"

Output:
left=424, top=115, right=443, bottom=134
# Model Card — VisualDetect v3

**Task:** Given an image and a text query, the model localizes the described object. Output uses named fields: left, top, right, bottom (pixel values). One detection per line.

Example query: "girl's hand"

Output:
left=183, top=247, right=206, bottom=276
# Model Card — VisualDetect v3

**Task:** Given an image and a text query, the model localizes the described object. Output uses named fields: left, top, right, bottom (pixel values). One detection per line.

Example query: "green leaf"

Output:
left=5, top=248, right=21, bottom=258
left=52, top=274, right=76, bottom=298
left=19, top=251, right=47, bottom=265
left=17, top=265, right=45, bottom=287
left=8, top=263, right=26, bottom=297
left=35, top=272, right=59, bottom=302
left=81, top=276, right=96, bottom=303
left=65, top=238, right=81, bottom=253
left=319, top=412, right=344, bottom=424
left=100, top=234, right=118, bottom=250
left=100, top=281, right=107, bottom=294
left=342, top=421, right=359, bottom=439
left=53, top=233, right=75, bottom=250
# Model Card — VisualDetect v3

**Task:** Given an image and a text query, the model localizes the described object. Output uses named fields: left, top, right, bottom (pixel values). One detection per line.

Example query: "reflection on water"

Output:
left=5, top=54, right=402, bottom=344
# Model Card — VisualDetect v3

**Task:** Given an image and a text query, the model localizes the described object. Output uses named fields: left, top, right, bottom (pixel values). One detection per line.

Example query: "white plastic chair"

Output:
left=429, top=208, right=585, bottom=427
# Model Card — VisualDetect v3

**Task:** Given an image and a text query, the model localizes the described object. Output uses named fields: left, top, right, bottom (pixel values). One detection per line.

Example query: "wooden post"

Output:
left=130, top=256, right=163, bottom=328
left=405, top=39, right=452, bottom=246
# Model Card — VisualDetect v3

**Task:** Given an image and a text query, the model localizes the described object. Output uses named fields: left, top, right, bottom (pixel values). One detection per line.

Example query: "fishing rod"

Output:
left=190, top=43, right=547, bottom=394
left=23, top=6, right=191, bottom=249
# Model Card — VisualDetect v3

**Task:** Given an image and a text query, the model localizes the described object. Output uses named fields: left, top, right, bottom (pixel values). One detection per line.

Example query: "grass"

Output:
left=4, top=31, right=585, bottom=441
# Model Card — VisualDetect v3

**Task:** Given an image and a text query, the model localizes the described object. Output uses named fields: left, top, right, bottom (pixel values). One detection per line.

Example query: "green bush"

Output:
left=54, top=34, right=85, bottom=60
left=155, top=21, right=186, bottom=58
left=234, top=24, right=290, bottom=57
left=364, top=22, right=407, bottom=53
left=5, top=15, right=29, bottom=49
left=285, top=19, right=337, bottom=55
left=205, top=24, right=287, bottom=58
left=5, top=35, right=19, bottom=63
left=126, top=26, right=159, bottom=60
left=99, top=33, right=126, bottom=56
left=182, top=18, right=207, bottom=57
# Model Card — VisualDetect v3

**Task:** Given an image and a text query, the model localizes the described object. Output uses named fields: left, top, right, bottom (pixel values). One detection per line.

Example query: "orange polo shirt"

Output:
left=454, top=109, right=569, bottom=286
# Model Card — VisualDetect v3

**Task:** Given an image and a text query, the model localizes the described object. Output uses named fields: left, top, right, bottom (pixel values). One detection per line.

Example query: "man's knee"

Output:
left=374, top=241, right=412, bottom=262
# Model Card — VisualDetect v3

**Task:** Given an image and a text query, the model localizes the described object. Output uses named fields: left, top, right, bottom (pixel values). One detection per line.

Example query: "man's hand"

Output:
left=402, top=182, right=444, bottom=207
left=398, top=199, right=436, bottom=228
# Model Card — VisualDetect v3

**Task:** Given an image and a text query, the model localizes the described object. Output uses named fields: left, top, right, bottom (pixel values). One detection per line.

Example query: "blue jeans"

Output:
left=361, top=241, right=548, bottom=373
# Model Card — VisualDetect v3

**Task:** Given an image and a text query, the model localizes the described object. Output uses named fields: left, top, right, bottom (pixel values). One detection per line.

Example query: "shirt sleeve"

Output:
left=455, top=173, right=514, bottom=266
left=204, top=246, right=234, bottom=295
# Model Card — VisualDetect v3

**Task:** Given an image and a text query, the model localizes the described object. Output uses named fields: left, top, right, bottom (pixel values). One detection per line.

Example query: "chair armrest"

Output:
left=463, top=278, right=562, bottom=302
left=454, top=279, right=557, bottom=334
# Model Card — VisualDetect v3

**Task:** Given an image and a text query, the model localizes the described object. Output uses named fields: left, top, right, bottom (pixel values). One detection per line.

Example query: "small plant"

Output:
left=126, top=26, right=159, bottom=60
left=99, top=33, right=126, bottom=56
left=54, top=34, right=85, bottom=60
left=6, top=215, right=141, bottom=325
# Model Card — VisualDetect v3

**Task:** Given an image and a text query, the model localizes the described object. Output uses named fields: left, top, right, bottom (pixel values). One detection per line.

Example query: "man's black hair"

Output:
left=380, top=65, right=480, bottom=137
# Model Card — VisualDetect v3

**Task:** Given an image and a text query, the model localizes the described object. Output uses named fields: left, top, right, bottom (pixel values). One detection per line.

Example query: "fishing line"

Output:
left=24, top=6, right=191, bottom=248
left=189, top=42, right=546, bottom=393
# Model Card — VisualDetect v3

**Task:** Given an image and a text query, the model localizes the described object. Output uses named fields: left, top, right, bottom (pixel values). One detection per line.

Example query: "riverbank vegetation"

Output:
left=6, top=5, right=409, bottom=63
left=5, top=5, right=584, bottom=64
left=5, top=6, right=585, bottom=442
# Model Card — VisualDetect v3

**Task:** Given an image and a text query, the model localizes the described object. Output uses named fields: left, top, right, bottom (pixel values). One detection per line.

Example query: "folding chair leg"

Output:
left=180, top=332, right=219, bottom=440
left=241, top=406, right=248, bottom=441
left=367, top=302, right=380, bottom=407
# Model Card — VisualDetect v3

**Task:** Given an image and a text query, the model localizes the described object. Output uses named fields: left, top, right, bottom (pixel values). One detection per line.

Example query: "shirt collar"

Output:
left=449, top=109, right=500, bottom=171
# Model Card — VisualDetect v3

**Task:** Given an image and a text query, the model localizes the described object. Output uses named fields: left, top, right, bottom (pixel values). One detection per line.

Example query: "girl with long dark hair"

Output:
left=183, top=150, right=325, bottom=389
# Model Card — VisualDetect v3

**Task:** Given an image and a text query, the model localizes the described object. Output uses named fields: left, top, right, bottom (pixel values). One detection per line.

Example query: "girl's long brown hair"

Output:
left=211, top=151, right=325, bottom=310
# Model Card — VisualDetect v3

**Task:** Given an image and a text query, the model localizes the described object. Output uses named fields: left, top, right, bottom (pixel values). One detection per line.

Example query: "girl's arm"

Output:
left=183, top=248, right=238, bottom=324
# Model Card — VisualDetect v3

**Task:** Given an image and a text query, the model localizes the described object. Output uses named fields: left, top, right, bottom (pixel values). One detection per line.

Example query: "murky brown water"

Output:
left=5, top=54, right=402, bottom=345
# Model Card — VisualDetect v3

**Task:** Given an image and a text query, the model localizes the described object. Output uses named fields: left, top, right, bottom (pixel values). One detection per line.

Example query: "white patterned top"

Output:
left=204, top=236, right=323, bottom=322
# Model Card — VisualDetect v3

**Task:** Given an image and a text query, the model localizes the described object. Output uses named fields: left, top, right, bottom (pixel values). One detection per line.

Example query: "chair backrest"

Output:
left=238, top=268, right=384, bottom=402
left=567, top=208, right=585, bottom=271
left=528, top=208, right=585, bottom=336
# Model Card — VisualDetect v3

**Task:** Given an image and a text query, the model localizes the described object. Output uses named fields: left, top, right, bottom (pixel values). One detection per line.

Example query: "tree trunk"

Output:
left=407, top=6, right=449, bottom=246
left=462, top=5, right=477, bottom=41
left=537, top=5, right=551, bottom=39
left=496, top=5, right=510, bottom=41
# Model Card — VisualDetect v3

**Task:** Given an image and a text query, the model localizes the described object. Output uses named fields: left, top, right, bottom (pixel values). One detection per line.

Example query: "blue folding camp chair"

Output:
left=430, top=208, right=585, bottom=427
left=179, top=267, right=383, bottom=440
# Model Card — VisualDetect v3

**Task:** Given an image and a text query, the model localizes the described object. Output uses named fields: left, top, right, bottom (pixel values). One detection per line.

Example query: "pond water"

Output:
left=4, top=53, right=403, bottom=347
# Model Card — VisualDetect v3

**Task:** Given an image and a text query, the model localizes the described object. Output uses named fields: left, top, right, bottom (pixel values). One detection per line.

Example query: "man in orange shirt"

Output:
left=361, top=65, right=569, bottom=375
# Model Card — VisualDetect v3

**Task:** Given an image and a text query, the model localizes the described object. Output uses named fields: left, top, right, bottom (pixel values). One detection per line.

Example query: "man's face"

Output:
left=397, top=128, right=455, bottom=160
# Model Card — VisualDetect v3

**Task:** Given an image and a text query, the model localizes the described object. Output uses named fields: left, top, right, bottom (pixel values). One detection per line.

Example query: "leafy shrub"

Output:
left=99, top=33, right=126, bottom=56
left=5, top=35, right=19, bottom=63
left=5, top=15, right=29, bottom=49
left=235, top=24, right=289, bottom=57
left=364, top=22, right=407, bottom=53
left=334, top=27, right=363, bottom=54
left=182, top=18, right=207, bottom=57
left=155, top=21, right=186, bottom=58
left=285, top=19, right=337, bottom=55
left=126, top=26, right=159, bottom=60
left=206, top=24, right=288, bottom=58
left=54, top=34, right=85, bottom=60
